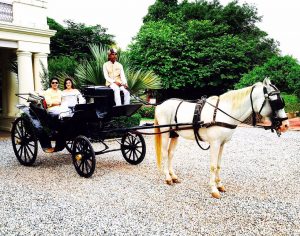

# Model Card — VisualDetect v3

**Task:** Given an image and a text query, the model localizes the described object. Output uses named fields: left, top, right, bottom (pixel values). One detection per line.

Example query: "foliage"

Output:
left=128, top=0, right=279, bottom=93
left=75, top=44, right=108, bottom=87
left=47, top=18, right=115, bottom=60
left=48, top=56, right=78, bottom=79
left=75, top=44, right=162, bottom=94
left=281, top=94, right=300, bottom=113
left=137, top=105, right=155, bottom=118
left=103, top=114, right=142, bottom=138
left=235, top=55, right=300, bottom=97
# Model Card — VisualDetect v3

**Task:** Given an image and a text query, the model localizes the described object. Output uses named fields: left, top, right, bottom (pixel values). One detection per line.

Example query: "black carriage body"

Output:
left=12, top=89, right=146, bottom=177
left=18, top=87, right=142, bottom=143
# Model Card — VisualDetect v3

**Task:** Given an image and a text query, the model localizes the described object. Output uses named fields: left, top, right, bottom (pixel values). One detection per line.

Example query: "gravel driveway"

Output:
left=0, top=127, right=299, bottom=235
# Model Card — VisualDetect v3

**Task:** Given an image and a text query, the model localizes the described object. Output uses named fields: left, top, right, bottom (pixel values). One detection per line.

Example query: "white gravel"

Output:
left=0, top=127, right=299, bottom=235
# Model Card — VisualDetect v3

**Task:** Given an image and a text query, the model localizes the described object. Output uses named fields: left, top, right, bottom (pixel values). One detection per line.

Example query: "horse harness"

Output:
left=250, top=84, right=287, bottom=135
left=173, top=97, right=238, bottom=150
left=172, top=83, right=287, bottom=149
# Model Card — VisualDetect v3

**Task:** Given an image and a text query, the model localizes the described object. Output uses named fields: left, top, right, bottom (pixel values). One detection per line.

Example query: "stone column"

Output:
left=17, top=51, right=34, bottom=103
left=33, top=52, right=48, bottom=93
left=7, top=72, right=19, bottom=117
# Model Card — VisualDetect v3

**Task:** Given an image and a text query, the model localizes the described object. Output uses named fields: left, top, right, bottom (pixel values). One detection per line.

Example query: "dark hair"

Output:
left=50, top=77, right=59, bottom=87
left=64, top=77, right=75, bottom=89
left=107, top=48, right=117, bottom=61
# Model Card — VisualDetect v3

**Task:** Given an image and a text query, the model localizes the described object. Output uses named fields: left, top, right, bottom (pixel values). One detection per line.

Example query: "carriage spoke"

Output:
left=27, top=145, right=34, bottom=156
left=132, top=151, right=137, bottom=161
left=23, top=146, right=28, bottom=162
left=135, top=140, right=141, bottom=145
left=128, top=150, right=133, bottom=160
left=135, top=148, right=142, bottom=154
left=17, top=145, right=24, bottom=157
left=17, top=145, right=22, bottom=154
left=15, top=125, right=22, bottom=138
left=78, top=160, right=84, bottom=170
left=81, top=160, right=85, bottom=174
left=27, top=143, right=35, bottom=148
left=85, top=159, right=92, bottom=170
left=13, top=134, right=21, bottom=140
left=84, top=160, right=90, bottom=174
left=124, top=148, right=131, bottom=155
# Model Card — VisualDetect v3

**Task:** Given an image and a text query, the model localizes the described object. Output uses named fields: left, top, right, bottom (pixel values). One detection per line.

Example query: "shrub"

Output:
left=282, top=93, right=300, bottom=113
left=103, top=113, right=142, bottom=138
left=137, top=105, right=155, bottom=119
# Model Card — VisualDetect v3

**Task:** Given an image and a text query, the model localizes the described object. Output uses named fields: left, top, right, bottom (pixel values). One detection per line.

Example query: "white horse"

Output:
left=154, top=78, right=289, bottom=199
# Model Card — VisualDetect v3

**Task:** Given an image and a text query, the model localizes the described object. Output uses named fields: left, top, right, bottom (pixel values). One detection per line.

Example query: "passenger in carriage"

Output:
left=41, top=77, right=63, bottom=153
left=60, top=77, right=85, bottom=118
left=44, top=77, right=63, bottom=116
left=103, top=48, right=130, bottom=106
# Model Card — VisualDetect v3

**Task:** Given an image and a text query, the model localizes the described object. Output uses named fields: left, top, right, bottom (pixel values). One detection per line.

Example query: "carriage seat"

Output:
left=81, top=85, right=115, bottom=116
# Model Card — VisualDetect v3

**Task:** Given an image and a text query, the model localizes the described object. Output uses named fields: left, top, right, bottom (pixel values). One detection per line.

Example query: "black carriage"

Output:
left=11, top=86, right=146, bottom=177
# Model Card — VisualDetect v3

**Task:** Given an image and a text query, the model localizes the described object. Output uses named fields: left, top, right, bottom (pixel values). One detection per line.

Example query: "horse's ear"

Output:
left=263, top=77, right=271, bottom=86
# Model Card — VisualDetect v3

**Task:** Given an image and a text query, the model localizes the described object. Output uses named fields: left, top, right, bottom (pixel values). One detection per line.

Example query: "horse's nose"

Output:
left=280, top=120, right=290, bottom=132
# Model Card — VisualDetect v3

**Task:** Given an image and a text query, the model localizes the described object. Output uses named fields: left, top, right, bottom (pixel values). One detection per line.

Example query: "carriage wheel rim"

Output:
left=12, top=117, right=37, bottom=166
left=121, top=133, right=146, bottom=165
left=72, top=136, right=95, bottom=177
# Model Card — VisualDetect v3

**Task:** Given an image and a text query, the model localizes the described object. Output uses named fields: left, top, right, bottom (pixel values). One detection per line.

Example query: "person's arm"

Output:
left=44, top=90, right=53, bottom=107
left=120, top=64, right=128, bottom=87
left=44, top=89, right=61, bottom=107
left=103, top=63, right=114, bottom=84
left=76, top=90, right=86, bottom=104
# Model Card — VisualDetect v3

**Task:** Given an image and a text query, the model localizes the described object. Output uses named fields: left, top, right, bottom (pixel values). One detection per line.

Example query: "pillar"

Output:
left=7, top=72, right=19, bottom=117
left=17, top=51, right=34, bottom=103
left=33, top=52, right=48, bottom=93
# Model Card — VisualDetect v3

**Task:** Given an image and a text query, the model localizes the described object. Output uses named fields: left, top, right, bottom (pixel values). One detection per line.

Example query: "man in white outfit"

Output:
left=103, top=48, right=130, bottom=106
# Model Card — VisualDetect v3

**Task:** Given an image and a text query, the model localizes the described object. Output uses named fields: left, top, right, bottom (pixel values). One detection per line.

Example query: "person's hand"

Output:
left=115, top=81, right=122, bottom=86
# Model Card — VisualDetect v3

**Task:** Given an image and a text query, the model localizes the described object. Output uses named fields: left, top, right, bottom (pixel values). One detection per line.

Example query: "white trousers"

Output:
left=110, top=83, right=130, bottom=106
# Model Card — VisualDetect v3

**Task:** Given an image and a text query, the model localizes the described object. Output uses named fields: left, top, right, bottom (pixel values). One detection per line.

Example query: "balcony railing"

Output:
left=0, top=2, right=13, bottom=23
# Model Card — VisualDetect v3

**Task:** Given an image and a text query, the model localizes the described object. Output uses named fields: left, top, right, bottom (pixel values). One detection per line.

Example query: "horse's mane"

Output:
left=219, top=82, right=262, bottom=109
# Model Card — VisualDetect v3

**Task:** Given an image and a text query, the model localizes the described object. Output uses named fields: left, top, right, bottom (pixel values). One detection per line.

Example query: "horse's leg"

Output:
left=216, top=144, right=226, bottom=192
left=161, top=133, right=173, bottom=185
left=168, top=137, right=180, bottom=183
left=209, top=141, right=221, bottom=199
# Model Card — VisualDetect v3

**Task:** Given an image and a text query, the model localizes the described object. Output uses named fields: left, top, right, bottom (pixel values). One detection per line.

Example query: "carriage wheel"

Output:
left=121, top=132, right=146, bottom=165
left=11, top=117, right=38, bottom=166
left=72, top=135, right=96, bottom=178
left=65, top=140, right=73, bottom=153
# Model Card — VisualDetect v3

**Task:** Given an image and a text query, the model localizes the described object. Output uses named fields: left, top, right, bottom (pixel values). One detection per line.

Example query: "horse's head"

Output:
left=253, top=78, right=289, bottom=134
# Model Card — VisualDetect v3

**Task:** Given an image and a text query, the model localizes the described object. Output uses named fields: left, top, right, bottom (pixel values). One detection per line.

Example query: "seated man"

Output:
left=103, top=48, right=130, bottom=106
left=42, top=78, right=66, bottom=152
left=44, top=77, right=63, bottom=116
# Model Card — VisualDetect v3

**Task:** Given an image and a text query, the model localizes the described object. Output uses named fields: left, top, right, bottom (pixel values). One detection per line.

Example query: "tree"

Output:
left=47, top=18, right=115, bottom=60
left=129, top=0, right=279, bottom=94
left=235, top=55, right=300, bottom=97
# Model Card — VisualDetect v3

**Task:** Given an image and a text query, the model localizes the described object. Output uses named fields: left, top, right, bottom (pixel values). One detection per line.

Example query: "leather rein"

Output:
left=173, top=84, right=287, bottom=150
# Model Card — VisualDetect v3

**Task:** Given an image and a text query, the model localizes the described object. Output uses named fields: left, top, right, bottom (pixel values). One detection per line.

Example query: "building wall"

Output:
left=0, top=0, right=56, bottom=130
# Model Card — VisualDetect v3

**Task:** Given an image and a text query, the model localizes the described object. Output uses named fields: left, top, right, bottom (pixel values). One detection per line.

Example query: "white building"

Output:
left=0, top=0, right=55, bottom=130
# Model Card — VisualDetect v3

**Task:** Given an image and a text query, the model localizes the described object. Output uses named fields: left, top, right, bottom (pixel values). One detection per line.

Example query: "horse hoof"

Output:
left=211, top=192, right=221, bottom=199
left=172, top=179, right=181, bottom=184
left=218, top=186, right=226, bottom=192
left=165, top=179, right=173, bottom=185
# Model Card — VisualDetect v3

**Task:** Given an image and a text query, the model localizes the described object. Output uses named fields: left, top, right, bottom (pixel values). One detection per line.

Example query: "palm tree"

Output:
left=75, top=44, right=162, bottom=94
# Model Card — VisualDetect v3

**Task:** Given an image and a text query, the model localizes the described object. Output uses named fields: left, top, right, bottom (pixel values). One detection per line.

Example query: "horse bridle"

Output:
left=250, top=84, right=288, bottom=135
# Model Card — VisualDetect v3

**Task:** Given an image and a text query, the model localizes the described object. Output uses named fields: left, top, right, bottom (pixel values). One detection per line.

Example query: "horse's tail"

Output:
left=154, top=114, right=162, bottom=170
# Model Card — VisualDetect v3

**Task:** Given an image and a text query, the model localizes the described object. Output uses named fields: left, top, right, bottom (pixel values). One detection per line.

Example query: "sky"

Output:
left=47, top=0, right=300, bottom=61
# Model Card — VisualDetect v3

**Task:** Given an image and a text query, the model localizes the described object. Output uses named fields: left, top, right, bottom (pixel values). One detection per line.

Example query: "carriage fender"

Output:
left=17, top=105, right=44, bottom=135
